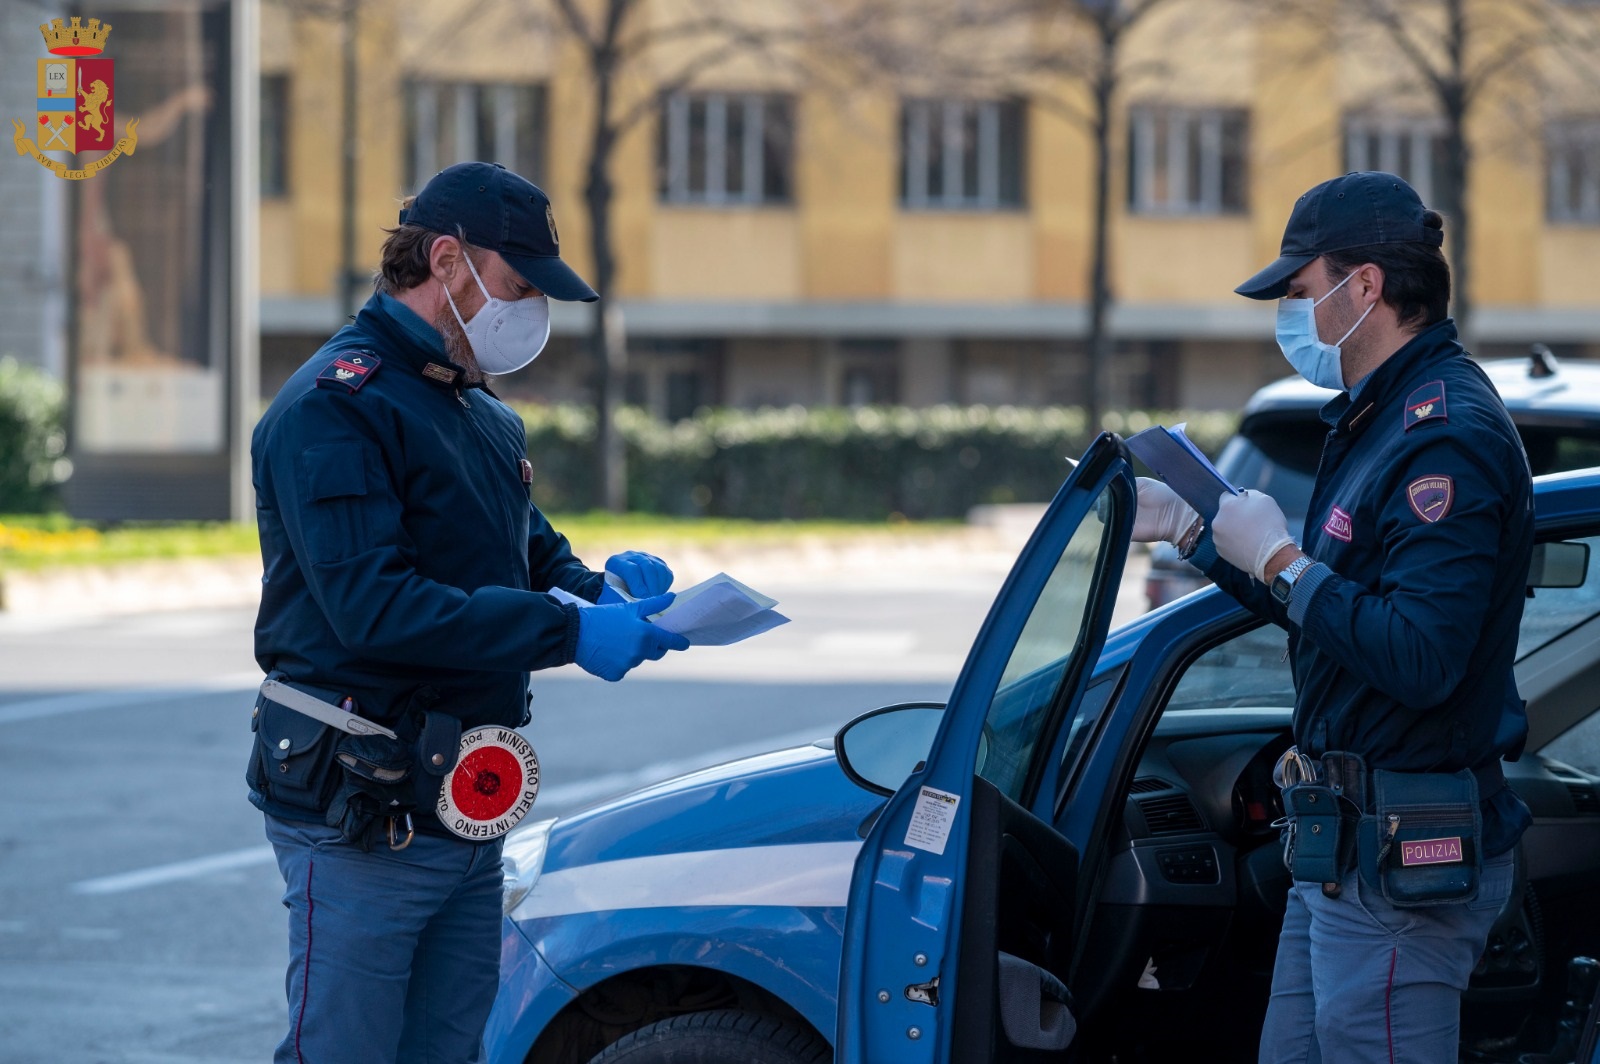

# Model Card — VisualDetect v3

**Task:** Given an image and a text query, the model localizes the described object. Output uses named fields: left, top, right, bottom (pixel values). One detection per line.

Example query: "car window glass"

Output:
left=1163, top=622, right=1296, bottom=712
left=1517, top=534, right=1600, bottom=661
left=1215, top=435, right=1318, bottom=526
left=976, top=483, right=1119, bottom=801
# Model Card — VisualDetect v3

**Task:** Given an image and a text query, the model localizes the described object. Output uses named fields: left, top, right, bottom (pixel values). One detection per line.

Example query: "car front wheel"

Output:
left=587, top=1009, right=829, bottom=1064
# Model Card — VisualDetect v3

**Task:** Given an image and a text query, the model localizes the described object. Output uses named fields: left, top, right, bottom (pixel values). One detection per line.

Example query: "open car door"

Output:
left=837, top=433, right=1135, bottom=1063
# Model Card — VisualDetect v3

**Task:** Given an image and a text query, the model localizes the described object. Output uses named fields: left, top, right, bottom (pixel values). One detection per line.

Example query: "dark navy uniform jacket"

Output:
left=252, top=291, right=603, bottom=737
left=1193, top=319, right=1534, bottom=855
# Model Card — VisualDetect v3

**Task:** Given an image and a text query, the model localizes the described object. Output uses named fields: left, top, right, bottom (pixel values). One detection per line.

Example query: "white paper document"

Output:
left=548, top=572, right=789, bottom=647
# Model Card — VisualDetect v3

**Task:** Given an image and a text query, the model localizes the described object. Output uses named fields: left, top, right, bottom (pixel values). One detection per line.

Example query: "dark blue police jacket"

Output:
left=1200, top=319, right=1535, bottom=855
left=252, top=291, right=604, bottom=743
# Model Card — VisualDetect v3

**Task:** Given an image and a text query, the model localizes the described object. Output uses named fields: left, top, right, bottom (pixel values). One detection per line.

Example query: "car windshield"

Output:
left=976, top=482, right=1121, bottom=802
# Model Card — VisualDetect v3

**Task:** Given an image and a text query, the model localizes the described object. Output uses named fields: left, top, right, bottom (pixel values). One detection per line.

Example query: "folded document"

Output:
left=1124, top=423, right=1238, bottom=521
left=549, top=572, right=790, bottom=647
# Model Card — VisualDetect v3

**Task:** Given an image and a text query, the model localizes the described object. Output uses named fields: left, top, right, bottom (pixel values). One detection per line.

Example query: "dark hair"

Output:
left=375, top=198, right=471, bottom=295
left=1321, top=210, right=1449, bottom=330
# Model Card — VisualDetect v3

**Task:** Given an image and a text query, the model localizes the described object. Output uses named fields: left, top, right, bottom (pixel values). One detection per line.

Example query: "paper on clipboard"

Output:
left=1125, top=423, right=1238, bottom=521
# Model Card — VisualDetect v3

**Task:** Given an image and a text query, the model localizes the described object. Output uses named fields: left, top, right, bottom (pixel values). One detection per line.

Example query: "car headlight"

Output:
left=501, top=817, right=558, bottom=916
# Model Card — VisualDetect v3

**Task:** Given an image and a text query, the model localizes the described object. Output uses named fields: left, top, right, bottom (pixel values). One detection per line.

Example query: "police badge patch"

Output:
left=1404, top=381, right=1447, bottom=431
left=1322, top=505, right=1354, bottom=542
left=316, top=352, right=381, bottom=392
left=1407, top=475, right=1454, bottom=522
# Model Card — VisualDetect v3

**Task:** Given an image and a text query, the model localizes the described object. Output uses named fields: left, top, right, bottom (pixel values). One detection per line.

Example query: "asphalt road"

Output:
left=0, top=549, right=1151, bottom=1063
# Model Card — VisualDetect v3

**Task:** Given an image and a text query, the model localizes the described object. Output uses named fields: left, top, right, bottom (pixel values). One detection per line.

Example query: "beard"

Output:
left=433, top=308, right=486, bottom=385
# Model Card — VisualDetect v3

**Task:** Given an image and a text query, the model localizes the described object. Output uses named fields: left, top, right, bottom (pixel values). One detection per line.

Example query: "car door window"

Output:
left=1165, top=622, right=1297, bottom=711
left=1517, top=534, right=1600, bottom=661
left=977, top=482, right=1120, bottom=800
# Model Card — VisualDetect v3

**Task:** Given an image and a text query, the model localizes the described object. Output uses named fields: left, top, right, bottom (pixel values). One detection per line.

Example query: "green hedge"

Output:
left=519, top=404, right=1238, bottom=520
left=0, top=358, right=66, bottom=513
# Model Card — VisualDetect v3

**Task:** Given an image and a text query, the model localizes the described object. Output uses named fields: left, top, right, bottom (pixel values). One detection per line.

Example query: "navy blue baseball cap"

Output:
left=1235, top=171, right=1445, bottom=300
left=399, top=161, right=598, bottom=302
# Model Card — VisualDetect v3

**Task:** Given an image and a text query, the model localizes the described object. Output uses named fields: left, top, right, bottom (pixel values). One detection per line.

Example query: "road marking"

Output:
left=0, top=673, right=262, bottom=726
left=72, top=845, right=277, bottom=895
left=68, top=725, right=838, bottom=896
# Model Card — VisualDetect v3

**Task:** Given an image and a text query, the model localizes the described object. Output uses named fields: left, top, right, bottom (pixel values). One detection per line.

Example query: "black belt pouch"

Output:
left=247, top=684, right=342, bottom=815
left=1284, top=782, right=1345, bottom=883
left=1358, top=769, right=1481, bottom=907
left=412, top=710, right=462, bottom=814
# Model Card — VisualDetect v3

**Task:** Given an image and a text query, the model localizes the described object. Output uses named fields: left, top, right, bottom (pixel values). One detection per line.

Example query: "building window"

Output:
left=260, top=74, right=290, bottom=198
left=403, top=81, right=546, bottom=192
left=658, top=92, right=795, bottom=205
left=1548, top=118, right=1600, bottom=224
left=1344, top=114, right=1452, bottom=211
left=900, top=98, right=1025, bottom=210
left=1127, top=105, right=1249, bottom=216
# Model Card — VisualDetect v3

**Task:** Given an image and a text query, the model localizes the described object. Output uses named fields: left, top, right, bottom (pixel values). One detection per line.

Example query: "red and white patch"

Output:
left=1322, top=506, right=1353, bottom=543
left=437, top=726, right=540, bottom=841
left=1406, top=476, right=1454, bottom=523
left=1400, top=837, right=1464, bottom=867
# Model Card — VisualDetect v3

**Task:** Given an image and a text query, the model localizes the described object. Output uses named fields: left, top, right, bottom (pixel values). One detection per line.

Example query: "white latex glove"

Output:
left=1211, top=489, right=1296, bottom=582
left=1133, top=477, right=1198, bottom=545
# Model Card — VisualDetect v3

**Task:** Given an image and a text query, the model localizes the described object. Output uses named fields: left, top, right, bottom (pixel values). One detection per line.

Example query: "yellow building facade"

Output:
left=258, top=0, right=1600, bottom=416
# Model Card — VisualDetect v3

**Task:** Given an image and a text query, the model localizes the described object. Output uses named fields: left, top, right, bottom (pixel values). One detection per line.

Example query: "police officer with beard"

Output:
left=247, top=162, right=688, bottom=1063
left=1133, top=172, right=1534, bottom=1064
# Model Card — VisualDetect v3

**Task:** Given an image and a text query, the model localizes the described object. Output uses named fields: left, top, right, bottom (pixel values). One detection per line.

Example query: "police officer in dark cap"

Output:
left=1132, top=172, right=1534, bottom=1063
left=247, top=162, right=690, bottom=1063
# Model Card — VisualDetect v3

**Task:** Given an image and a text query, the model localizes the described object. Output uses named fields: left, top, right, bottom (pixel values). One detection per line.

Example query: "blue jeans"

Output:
left=264, top=816, right=505, bottom=1064
left=1259, top=849, right=1515, bottom=1064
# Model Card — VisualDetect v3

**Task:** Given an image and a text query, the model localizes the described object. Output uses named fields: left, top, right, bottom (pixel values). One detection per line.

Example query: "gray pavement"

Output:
left=0, top=546, right=1152, bottom=1063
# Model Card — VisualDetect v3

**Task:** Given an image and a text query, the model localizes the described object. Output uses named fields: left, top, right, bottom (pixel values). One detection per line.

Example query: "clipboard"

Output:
left=1125, top=424, right=1238, bottom=521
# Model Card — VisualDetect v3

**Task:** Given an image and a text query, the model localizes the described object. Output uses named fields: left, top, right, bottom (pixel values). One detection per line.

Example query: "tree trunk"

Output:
left=338, top=0, right=360, bottom=320
left=1441, top=0, right=1474, bottom=351
left=584, top=54, right=627, bottom=512
left=1084, top=31, right=1117, bottom=439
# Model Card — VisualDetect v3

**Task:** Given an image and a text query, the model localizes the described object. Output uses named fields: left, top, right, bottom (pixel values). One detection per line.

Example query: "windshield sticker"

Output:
left=905, top=786, right=961, bottom=855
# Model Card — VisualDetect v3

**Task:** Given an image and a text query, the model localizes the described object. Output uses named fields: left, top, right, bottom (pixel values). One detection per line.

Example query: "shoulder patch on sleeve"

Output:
left=1406, top=475, right=1454, bottom=523
left=316, top=351, right=382, bottom=393
left=1404, top=380, right=1447, bottom=431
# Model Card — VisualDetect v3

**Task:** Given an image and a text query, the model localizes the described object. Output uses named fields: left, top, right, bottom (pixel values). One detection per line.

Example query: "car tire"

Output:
left=587, top=1009, right=829, bottom=1064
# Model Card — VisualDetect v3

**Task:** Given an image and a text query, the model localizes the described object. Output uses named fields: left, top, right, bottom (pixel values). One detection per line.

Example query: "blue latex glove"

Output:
left=574, top=593, right=690, bottom=682
left=604, top=551, right=674, bottom=599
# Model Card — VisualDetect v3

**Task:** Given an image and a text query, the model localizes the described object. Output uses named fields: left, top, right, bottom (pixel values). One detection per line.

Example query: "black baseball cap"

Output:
left=399, top=162, right=598, bottom=302
left=1235, top=171, right=1445, bottom=300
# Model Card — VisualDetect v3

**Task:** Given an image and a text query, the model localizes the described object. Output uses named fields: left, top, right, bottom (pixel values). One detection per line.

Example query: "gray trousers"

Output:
left=1259, top=849, right=1514, bottom=1064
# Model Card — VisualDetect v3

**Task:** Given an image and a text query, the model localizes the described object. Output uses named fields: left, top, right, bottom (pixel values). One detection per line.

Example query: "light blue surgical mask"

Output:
left=1275, top=270, right=1374, bottom=391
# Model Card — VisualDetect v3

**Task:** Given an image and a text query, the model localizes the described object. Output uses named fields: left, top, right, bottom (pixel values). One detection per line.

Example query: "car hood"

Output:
left=540, top=740, right=881, bottom=872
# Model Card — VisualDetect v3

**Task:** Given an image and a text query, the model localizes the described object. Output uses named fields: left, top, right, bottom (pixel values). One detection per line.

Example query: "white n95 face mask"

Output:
left=1275, top=270, right=1374, bottom=391
left=444, top=253, right=551, bottom=375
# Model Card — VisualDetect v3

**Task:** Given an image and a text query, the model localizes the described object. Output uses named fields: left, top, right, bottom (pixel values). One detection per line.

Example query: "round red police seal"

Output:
left=437, top=726, right=541, bottom=841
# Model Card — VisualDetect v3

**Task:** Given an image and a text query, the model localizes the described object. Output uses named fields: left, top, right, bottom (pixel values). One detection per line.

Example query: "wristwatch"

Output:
left=1270, top=555, right=1315, bottom=605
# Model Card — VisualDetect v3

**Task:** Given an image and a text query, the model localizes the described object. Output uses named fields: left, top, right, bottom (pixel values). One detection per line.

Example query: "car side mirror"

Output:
left=1529, top=541, right=1590, bottom=589
left=835, top=702, right=946, bottom=796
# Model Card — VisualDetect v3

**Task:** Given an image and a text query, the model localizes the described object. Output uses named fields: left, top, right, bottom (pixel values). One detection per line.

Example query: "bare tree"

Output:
left=541, top=0, right=876, bottom=511
left=1276, top=0, right=1600, bottom=351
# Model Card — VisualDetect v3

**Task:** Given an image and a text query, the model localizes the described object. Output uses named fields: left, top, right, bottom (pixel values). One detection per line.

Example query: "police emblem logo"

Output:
left=1407, top=475, right=1454, bottom=523
left=13, top=16, right=141, bottom=181
left=545, top=203, right=559, bottom=247
left=437, top=726, right=540, bottom=840
left=1322, top=505, right=1353, bottom=543
left=1404, top=381, right=1448, bottom=431
left=316, top=352, right=382, bottom=392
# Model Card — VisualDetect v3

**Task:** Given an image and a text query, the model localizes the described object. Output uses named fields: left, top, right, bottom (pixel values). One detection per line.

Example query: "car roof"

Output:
left=1243, top=352, right=1600, bottom=420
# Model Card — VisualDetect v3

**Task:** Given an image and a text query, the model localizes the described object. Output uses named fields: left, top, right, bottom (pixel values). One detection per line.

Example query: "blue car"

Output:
left=487, top=436, right=1600, bottom=1064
